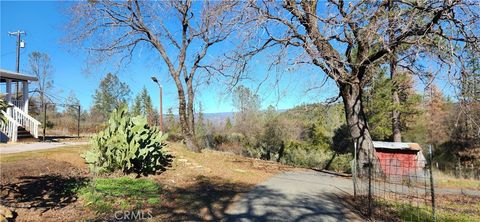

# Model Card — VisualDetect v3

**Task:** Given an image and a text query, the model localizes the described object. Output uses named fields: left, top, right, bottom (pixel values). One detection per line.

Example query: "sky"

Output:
left=0, top=1, right=341, bottom=114
left=1, top=1, right=455, bottom=114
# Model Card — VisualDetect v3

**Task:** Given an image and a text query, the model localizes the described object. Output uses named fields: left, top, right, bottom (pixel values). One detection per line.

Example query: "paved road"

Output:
left=0, top=142, right=88, bottom=154
left=225, top=171, right=364, bottom=222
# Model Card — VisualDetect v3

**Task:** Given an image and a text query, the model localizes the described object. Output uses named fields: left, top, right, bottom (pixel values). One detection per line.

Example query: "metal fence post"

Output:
left=429, top=145, right=436, bottom=222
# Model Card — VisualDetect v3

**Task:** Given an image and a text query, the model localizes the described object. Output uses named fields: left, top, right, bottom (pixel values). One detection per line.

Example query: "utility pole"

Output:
left=8, top=30, right=26, bottom=99
left=151, top=76, right=164, bottom=132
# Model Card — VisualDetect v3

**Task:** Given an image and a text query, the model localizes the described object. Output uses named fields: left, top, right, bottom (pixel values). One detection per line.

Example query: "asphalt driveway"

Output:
left=225, top=171, right=363, bottom=222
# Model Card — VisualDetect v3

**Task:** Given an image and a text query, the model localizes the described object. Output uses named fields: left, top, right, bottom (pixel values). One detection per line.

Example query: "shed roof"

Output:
left=373, top=141, right=422, bottom=151
left=0, top=69, right=38, bottom=82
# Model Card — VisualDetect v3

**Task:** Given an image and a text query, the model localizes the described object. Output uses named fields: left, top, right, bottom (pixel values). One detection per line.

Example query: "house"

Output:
left=0, top=69, right=41, bottom=142
left=373, top=141, right=426, bottom=177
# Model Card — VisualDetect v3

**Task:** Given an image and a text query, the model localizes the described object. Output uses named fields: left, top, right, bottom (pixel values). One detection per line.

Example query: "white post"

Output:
left=6, top=79, right=12, bottom=103
left=22, top=80, right=29, bottom=114
left=6, top=79, right=12, bottom=115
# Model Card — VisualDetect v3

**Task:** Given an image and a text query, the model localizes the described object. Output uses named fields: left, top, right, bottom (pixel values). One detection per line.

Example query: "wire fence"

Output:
left=354, top=149, right=436, bottom=221
left=433, top=161, right=480, bottom=180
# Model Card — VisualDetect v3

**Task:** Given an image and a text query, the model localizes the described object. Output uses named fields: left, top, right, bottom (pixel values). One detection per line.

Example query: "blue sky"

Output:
left=1, top=1, right=341, bottom=114
left=1, top=1, right=455, bottom=114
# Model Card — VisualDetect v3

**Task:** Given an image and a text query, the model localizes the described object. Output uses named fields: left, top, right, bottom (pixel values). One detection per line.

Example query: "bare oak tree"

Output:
left=238, top=0, right=479, bottom=163
left=67, top=0, right=239, bottom=150
left=28, top=51, right=54, bottom=113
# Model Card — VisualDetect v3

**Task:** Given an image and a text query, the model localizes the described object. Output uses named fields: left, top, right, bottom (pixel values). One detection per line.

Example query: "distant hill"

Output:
left=202, top=112, right=235, bottom=126
left=193, top=103, right=341, bottom=127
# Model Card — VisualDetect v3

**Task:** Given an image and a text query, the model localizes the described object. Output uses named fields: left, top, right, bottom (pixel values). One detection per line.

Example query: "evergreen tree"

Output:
left=131, top=87, right=157, bottom=126
left=166, top=107, right=180, bottom=135
left=225, top=117, right=232, bottom=130
left=92, top=73, right=131, bottom=121
left=364, top=70, right=421, bottom=141
left=195, top=102, right=206, bottom=146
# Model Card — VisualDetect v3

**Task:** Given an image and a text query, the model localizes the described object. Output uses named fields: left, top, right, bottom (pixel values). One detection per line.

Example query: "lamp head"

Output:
left=151, top=76, right=158, bottom=83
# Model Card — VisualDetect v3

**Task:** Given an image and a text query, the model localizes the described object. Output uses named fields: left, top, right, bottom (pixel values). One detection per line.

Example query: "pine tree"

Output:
left=166, top=107, right=180, bottom=135
left=195, top=102, right=206, bottom=147
left=131, top=87, right=157, bottom=126
left=225, top=117, right=232, bottom=130
left=92, top=73, right=131, bottom=121
left=364, top=69, right=421, bottom=141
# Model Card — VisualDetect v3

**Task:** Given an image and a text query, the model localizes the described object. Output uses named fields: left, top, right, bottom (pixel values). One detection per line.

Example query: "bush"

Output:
left=84, top=107, right=169, bottom=175
left=281, top=141, right=332, bottom=168
left=329, top=154, right=352, bottom=173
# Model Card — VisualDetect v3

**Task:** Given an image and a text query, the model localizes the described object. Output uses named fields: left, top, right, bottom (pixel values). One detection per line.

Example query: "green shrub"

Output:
left=329, top=154, right=352, bottom=173
left=281, top=141, right=333, bottom=168
left=84, top=107, right=169, bottom=175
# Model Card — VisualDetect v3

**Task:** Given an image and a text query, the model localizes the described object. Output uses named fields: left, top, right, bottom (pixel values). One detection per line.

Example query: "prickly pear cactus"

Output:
left=84, top=107, right=168, bottom=175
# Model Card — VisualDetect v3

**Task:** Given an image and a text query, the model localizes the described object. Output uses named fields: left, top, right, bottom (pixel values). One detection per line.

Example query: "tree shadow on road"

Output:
left=224, top=189, right=361, bottom=221
left=151, top=175, right=257, bottom=221
left=149, top=175, right=360, bottom=221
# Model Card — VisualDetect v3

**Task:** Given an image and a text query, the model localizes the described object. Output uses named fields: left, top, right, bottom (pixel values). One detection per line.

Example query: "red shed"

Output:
left=373, top=141, right=426, bottom=177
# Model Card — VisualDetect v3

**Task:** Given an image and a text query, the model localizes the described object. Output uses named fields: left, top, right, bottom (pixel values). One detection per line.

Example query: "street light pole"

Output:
left=151, top=76, right=164, bottom=132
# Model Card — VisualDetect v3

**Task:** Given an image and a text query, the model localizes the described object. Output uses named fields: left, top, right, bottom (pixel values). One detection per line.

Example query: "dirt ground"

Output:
left=0, top=143, right=301, bottom=221
left=0, top=158, right=91, bottom=221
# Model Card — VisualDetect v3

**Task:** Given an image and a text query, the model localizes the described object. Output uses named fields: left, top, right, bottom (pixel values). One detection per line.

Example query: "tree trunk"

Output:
left=392, top=91, right=401, bottom=142
left=340, top=82, right=375, bottom=165
left=172, top=75, right=199, bottom=151
left=324, top=152, right=337, bottom=171
left=391, top=55, right=402, bottom=142
left=185, top=77, right=200, bottom=151
left=389, top=0, right=402, bottom=142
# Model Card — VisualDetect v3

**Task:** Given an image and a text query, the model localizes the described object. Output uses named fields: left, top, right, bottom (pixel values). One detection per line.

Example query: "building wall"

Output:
left=375, top=150, right=420, bottom=176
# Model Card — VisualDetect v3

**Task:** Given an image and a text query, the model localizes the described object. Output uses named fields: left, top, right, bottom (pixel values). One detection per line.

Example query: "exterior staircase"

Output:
left=17, top=126, right=37, bottom=142
left=0, top=103, right=41, bottom=143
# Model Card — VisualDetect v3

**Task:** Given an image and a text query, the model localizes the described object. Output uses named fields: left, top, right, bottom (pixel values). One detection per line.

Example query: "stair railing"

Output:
left=0, top=110, right=19, bottom=142
left=9, top=105, right=41, bottom=138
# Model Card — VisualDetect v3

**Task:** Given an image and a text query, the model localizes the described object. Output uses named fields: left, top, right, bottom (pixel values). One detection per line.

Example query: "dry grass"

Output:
left=0, top=144, right=89, bottom=169
left=350, top=193, right=480, bottom=222
left=433, top=170, right=480, bottom=190
left=151, top=142, right=301, bottom=186
left=0, top=142, right=301, bottom=221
